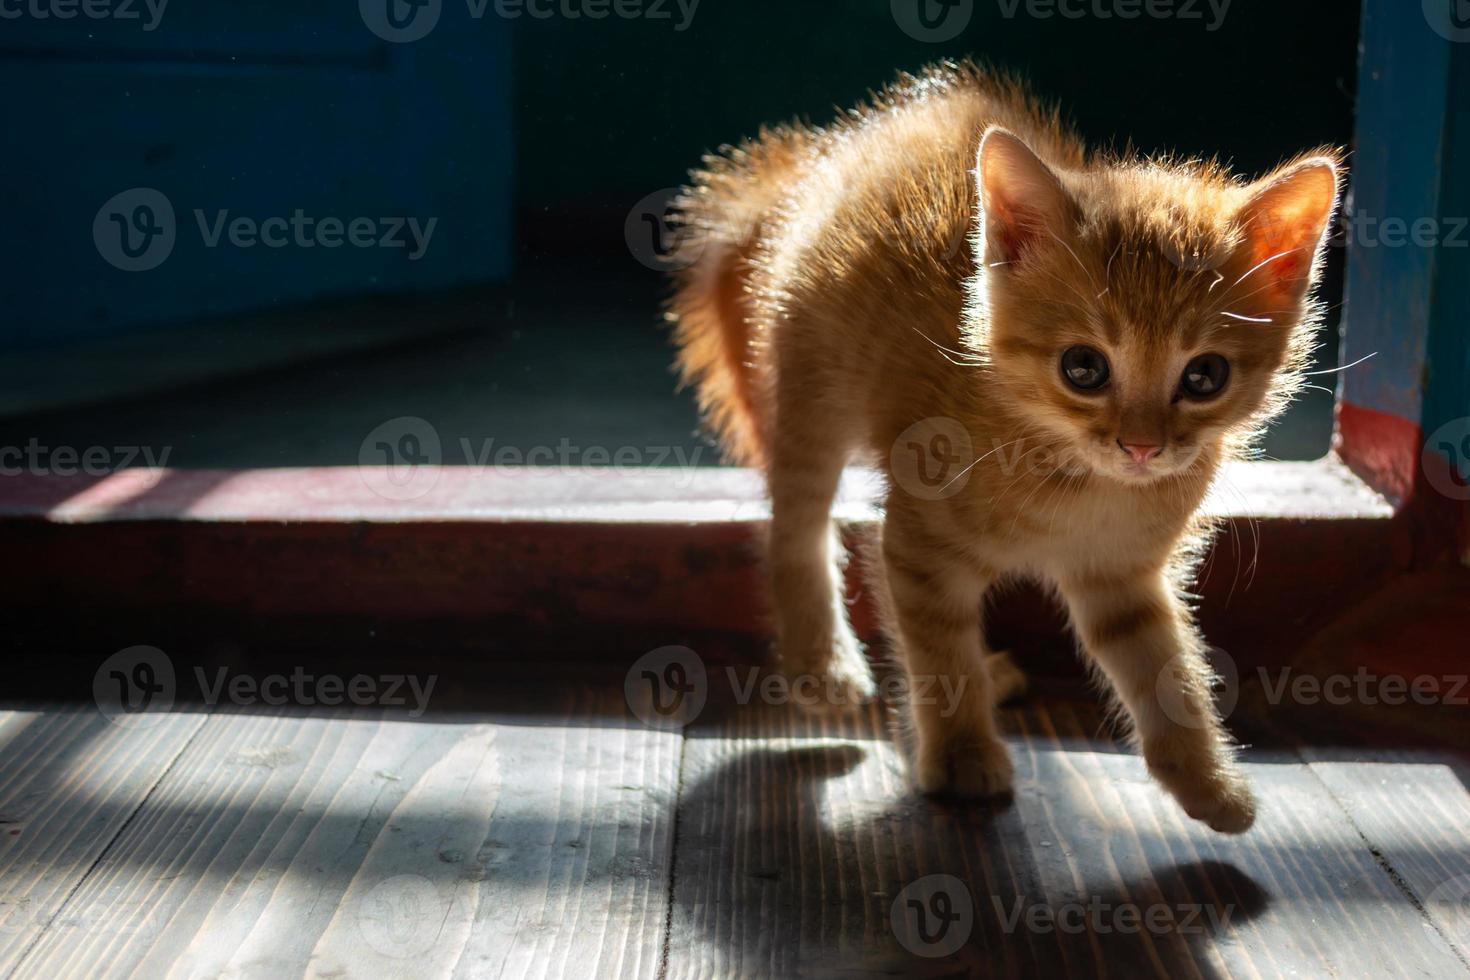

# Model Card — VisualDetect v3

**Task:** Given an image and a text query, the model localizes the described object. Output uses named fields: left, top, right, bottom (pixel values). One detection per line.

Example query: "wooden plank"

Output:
left=1038, top=704, right=1469, bottom=978
left=9, top=690, right=682, bottom=980
left=1304, top=747, right=1470, bottom=961
left=665, top=694, right=1470, bottom=978
left=0, top=707, right=207, bottom=976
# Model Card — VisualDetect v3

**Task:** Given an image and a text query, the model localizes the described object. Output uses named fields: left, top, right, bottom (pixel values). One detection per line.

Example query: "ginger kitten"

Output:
left=667, top=61, right=1341, bottom=833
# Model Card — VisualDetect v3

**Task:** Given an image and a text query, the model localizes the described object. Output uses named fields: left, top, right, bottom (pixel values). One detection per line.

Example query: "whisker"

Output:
left=1098, top=241, right=1123, bottom=299
left=939, top=434, right=1034, bottom=493
left=1048, top=230, right=1099, bottom=290
left=1219, top=311, right=1274, bottom=324
left=1303, top=351, right=1377, bottom=377
left=1007, top=466, right=1064, bottom=538
left=909, top=326, right=980, bottom=368
left=1229, top=247, right=1305, bottom=289
left=1029, top=261, right=1098, bottom=312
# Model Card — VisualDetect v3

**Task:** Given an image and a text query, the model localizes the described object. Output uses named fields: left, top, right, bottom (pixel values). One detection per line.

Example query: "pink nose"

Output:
left=1118, top=441, right=1163, bottom=465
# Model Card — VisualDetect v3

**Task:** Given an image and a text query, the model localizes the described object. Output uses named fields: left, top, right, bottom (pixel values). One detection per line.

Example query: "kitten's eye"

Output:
left=1060, top=345, right=1110, bottom=392
left=1180, top=353, right=1230, bottom=399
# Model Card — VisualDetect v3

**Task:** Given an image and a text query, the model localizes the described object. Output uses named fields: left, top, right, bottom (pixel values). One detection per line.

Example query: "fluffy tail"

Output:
left=667, top=125, right=814, bottom=469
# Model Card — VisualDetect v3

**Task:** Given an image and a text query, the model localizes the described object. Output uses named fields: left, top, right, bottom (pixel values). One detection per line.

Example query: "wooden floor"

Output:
left=2, top=690, right=1468, bottom=979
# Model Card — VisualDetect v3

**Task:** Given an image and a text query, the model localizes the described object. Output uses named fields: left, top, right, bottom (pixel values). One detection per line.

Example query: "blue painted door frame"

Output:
left=1341, top=0, right=1470, bottom=531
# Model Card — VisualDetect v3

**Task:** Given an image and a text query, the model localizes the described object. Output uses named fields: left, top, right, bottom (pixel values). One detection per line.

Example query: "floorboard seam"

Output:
left=3, top=712, right=213, bottom=980
left=655, top=725, right=693, bottom=980
left=1296, top=744, right=1470, bottom=972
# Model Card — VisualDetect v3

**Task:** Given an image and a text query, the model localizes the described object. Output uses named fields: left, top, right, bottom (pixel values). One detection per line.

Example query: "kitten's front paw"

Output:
left=1149, top=758, right=1257, bottom=834
left=917, top=736, right=1014, bottom=799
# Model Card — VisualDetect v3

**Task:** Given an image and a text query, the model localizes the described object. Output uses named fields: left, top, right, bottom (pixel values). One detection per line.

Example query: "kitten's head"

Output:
left=967, top=127, right=1342, bottom=487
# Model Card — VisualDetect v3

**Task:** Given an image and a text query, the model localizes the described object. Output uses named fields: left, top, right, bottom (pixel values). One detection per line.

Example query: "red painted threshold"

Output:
left=0, top=459, right=1394, bottom=524
left=2, top=459, right=1402, bottom=671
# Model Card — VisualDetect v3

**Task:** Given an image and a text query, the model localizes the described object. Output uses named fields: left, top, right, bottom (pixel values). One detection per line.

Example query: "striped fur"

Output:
left=667, top=61, right=1341, bottom=834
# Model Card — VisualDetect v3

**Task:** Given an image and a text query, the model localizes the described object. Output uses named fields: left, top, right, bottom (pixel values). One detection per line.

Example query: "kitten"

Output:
left=667, top=61, right=1341, bottom=833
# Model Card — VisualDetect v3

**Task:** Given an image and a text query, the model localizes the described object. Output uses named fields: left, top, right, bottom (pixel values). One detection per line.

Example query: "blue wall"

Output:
left=1, top=4, right=513, bottom=350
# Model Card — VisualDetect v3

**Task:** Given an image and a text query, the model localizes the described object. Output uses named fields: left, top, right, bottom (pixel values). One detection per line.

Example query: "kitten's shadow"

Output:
left=668, top=742, right=1268, bottom=978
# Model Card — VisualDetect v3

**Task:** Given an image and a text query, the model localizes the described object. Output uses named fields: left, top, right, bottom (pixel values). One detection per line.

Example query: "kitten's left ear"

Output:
left=1230, top=155, right=1342, bottom=307
left=976, top=126, right=1076, bottom=266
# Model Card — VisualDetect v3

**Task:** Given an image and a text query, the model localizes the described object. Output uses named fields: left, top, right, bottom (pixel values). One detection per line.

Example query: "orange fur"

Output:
left=667, top=60, right=1342, bottom=833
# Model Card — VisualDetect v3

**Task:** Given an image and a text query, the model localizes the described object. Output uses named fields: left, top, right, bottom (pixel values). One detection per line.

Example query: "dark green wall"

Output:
left=513, top=0, right=1361, bottom=213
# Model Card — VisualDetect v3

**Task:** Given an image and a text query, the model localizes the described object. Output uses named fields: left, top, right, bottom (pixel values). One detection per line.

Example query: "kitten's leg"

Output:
left=986, top=650, right=1028, bottom=704
left=1058, top=568, right=1256, bottom=833
left=882, top=515, right=1011, bottom=797
left=767, top=431, right=875, bottom=709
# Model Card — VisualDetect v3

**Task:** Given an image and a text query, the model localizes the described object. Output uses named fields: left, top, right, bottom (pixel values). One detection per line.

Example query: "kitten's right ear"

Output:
left=976, top=126, right=1074, bottom=266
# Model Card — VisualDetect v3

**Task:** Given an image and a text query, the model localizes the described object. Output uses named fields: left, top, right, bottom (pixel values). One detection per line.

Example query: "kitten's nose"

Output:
left=1117, top=440, right=1164, bottom=465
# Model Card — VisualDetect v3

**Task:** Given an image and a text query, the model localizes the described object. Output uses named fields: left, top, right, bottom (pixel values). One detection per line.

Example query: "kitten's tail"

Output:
left=667, top=125, right=813, bottom=469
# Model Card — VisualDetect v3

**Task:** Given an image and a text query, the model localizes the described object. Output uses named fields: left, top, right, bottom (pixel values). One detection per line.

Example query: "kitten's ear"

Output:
left=976, top=126, right=1075, bottom=266
left=1230, top=155, right=1342, bottom=307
